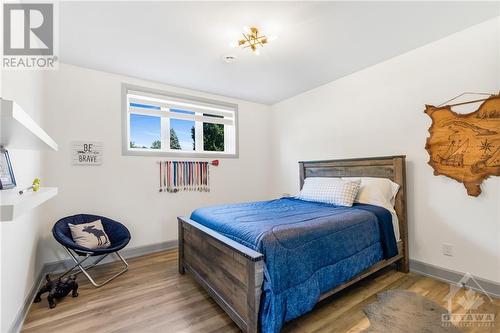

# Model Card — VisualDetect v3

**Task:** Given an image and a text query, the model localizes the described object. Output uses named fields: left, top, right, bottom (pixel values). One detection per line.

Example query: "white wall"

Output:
left=2, top=15, right=499, bottom=333
left=1, top=70, right=47, bottom=332
left=271, top=18, right=500, bottom=283
left=1, top=63, right=272, bottom=331
left=38, top=64, right=273, bottom=264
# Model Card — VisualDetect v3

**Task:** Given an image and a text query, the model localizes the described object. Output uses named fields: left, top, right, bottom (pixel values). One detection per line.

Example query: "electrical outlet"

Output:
left=442, top=243, right=453, bottom=257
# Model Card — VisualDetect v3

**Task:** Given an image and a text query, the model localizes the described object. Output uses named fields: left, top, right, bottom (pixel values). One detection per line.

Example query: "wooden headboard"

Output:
left=299, top=155, right=408, bottom=271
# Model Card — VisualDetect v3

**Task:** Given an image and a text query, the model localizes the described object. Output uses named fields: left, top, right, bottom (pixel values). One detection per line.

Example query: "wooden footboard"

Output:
left=179, top=217, right=405, bottom=333
left=178, top=217, right=264, bottom=333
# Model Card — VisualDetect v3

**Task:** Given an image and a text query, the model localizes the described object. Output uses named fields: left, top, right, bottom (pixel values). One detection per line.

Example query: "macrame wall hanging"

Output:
left=158, top=160, right=219, bottom=193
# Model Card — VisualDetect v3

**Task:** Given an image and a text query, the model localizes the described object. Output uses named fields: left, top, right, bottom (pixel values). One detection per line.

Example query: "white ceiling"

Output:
left=60, top=1, right=499, bottom=104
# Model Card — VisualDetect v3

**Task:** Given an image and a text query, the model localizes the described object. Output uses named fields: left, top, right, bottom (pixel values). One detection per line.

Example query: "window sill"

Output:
left=122, top=148, right=238, bottom=159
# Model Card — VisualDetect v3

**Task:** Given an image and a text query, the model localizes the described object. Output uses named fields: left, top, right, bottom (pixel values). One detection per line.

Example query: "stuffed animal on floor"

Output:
left=34, top=274, right=79, bottom=308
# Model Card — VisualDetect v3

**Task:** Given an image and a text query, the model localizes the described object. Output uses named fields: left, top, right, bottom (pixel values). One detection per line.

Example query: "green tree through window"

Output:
left=191, top=126, right=195, bottom=150
left=151, top=140, right=161, bottom=149
left=130, top=141, right=147, bottom=149
left=190, top=123, right=224, bottom=151
left=203, top=123, right=224, bottom=151
left=170, top=128, right=181, bottom=150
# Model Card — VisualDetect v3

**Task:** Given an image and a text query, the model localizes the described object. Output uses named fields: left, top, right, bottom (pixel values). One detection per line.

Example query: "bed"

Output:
left=178, top=156, right=408, bottom=333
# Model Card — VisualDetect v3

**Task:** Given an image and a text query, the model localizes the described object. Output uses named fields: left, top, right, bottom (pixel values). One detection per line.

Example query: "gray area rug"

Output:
left=362, top=290, right=462, bottom=333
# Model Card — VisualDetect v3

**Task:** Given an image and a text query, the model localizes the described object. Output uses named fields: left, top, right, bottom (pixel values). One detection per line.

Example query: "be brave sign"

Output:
left=72, top=141, right=103, bottom=165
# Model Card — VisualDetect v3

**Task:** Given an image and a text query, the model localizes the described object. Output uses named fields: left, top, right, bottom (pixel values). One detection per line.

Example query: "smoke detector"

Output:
left=223, top=54, right=237, bottom=63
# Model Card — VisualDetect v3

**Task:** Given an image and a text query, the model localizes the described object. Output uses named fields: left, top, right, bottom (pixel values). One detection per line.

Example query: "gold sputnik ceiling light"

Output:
left=236, top=26, right=273, bottom=55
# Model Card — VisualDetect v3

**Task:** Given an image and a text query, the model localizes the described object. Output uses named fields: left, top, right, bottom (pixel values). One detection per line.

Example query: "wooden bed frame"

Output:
left=178, top=155, right=408, bottom=333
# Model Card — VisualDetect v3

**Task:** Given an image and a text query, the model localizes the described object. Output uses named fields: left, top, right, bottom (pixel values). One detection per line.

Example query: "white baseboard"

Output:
left=410, top=259, right=500, bottom=298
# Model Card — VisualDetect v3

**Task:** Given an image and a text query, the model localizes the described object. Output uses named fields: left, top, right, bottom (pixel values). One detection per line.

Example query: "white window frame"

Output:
left=122, top=84, right=239, bottom=158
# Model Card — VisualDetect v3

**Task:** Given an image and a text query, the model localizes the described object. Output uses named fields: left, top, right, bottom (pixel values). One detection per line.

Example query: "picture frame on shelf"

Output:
left=0, top=148, right=16, bottom=190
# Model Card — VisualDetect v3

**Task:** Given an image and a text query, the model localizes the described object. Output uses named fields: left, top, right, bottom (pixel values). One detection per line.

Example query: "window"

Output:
left=122, top=84, right=238, bottom=157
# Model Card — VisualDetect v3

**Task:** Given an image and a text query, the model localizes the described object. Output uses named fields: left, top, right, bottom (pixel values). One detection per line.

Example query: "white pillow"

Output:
left=342, top=177, right=400, bottom=207
left=69, top=220, right=111, bottom=249
left=342, top=177, right=401, bottom=240
left=297, top=177, right=361, bottom=207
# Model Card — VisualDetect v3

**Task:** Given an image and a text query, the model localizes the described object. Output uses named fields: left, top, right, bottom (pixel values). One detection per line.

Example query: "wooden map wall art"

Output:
left=425, top=93, right=500, bottom=196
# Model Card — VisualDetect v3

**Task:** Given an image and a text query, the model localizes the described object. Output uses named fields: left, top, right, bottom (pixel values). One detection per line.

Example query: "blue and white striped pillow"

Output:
left=297, top=177, right=361, bottom=207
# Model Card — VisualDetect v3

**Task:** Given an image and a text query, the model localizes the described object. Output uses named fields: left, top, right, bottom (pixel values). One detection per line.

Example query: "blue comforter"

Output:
left=190, top=198, right=397, bottom=333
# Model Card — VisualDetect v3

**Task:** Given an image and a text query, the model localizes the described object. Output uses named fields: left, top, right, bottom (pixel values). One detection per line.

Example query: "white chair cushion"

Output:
left=69, top=220, right=111, bottom=249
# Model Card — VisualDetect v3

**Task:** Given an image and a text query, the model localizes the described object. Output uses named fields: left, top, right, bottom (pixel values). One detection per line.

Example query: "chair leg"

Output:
left=64, top=248, right=129, bottom=288
left=58, top=251, right=92, bottom=279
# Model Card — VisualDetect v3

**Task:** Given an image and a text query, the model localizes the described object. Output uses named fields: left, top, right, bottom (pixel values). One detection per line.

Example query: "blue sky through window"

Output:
left=129, top=105, right=195, bottom=150
left=130, top=102, right=161, bottom=110
left=171, top=109, right=195, bottom=150
left=171, top=118, right=195, bottom=150
left=130, top=114, right=161, bottom=148
left=171, top=109, right=195, bottom=115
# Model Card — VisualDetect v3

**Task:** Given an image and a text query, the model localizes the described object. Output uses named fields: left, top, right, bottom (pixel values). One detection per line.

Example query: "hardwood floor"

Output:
left=22, top=249, right=499, bottom=333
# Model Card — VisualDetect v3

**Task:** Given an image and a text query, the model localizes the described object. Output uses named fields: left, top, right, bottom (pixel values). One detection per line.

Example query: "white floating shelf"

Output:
left=1, top=98, right=58, bottom=151
left=0, top=187, right=58, bottom=222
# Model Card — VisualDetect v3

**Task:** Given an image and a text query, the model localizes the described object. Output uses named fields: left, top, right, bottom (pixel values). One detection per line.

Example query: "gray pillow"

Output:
left=69, top=220, right=111, bottom=249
